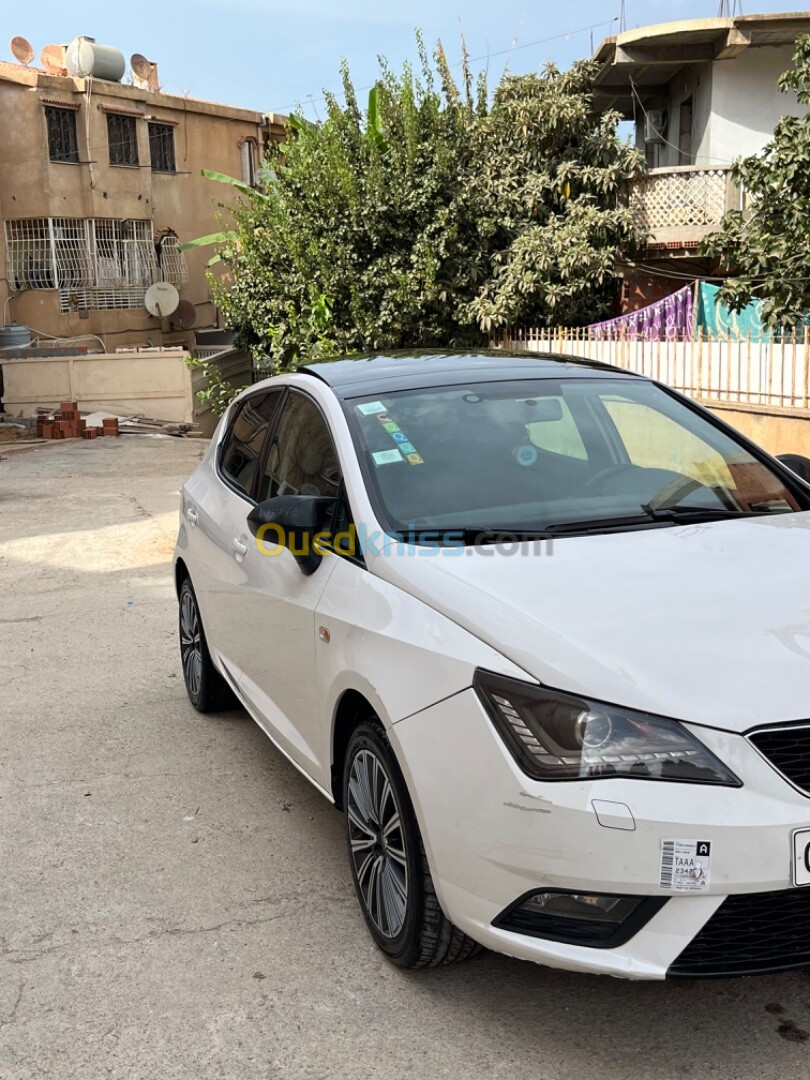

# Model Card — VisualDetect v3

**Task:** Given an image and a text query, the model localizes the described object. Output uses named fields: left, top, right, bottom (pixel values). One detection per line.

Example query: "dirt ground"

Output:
left=3, top=436, right=810, bottom=1079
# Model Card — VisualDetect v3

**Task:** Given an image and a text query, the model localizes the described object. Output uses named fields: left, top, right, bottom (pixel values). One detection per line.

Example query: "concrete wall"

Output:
left=708, top=401, right=810, bottom=458
left=705, top=45, right=806, bottom=165
left=0, top=61, right=268, bottom=351
left=1, top=349, right=194, bottom=422
left=637, top=45, right=805, bottom=168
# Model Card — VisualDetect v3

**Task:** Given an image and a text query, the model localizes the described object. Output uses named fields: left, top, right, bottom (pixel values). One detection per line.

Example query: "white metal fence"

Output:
left=497, top=328, right=810, bottom=412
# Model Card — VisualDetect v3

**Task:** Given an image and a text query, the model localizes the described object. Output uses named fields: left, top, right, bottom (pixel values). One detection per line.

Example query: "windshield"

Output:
left=346, top=377, right=807, bottom=539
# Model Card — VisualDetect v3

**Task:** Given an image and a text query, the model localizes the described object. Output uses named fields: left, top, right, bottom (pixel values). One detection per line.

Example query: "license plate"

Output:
left=792, top=829, right=810, bottom=886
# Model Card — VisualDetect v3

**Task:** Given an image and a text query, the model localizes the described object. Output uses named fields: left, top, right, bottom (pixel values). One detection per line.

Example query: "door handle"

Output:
left=185, top=506, right=198, bottom=525
left=232, top=538, right=248, bottom=559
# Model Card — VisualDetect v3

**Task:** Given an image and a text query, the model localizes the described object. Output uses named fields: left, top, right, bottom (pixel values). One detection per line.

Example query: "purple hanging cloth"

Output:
left=588, top=285, right=694, bottom=341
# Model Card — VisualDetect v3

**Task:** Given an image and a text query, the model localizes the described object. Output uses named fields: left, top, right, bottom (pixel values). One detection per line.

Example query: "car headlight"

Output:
left=474, top=670, right=741, bottom=786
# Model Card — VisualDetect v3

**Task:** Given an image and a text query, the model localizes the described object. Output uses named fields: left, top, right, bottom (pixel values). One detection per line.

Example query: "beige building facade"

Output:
left=0, top=43, right=284, bottom=351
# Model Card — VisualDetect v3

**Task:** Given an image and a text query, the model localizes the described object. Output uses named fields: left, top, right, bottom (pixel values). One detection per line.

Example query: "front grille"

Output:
left=749, top=723, right=810, bottom=794
left=669, top=888, right=810, bottom=978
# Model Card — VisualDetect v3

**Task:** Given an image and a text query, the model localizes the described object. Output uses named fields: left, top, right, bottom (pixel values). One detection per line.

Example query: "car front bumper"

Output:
left=390, top=688, right=810, bottom=979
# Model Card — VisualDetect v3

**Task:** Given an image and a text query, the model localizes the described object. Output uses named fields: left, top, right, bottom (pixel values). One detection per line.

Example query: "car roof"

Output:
left=297, top=349, right=640, bottom=397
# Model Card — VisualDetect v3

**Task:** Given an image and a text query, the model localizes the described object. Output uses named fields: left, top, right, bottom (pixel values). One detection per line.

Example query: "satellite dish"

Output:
left=171, top=299, right=197, bottom=330
left=40, top=44, right=67, bottom=75
left=145, top=282, right=180, bottom=319
left=131, top=52, right=159, bottom=90
left=10, top=36, right=34, bottom=65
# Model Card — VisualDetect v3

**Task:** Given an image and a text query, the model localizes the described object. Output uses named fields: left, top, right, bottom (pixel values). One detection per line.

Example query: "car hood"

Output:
left=371, top=513, right=810, bottom=732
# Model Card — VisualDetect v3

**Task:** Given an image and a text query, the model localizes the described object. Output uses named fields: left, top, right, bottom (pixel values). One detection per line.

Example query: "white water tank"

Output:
left=65, top=37, right=125, bottom=81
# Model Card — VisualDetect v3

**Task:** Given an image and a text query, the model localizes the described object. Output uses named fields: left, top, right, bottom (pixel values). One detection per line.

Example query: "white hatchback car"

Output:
left=174, top=351, right=810, bottom=979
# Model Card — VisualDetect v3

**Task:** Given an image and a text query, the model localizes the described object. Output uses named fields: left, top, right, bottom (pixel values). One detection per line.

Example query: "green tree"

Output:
left=204, top=40, right=641, bottom=372
left=703, top=35, right=810, bottom=325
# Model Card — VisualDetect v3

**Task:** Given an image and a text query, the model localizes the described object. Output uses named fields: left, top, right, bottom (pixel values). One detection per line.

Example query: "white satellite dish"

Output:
left=145, top=281, right=179, bottom=318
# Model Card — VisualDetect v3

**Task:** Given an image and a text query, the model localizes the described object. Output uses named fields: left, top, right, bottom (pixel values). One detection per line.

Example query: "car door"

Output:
left=234, top=389, right=342, bottom=787
left=184, top=389, right=284, bottom=679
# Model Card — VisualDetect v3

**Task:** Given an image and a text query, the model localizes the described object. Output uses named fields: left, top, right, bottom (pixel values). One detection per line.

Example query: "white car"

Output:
left=174, top=351, right=810, bottom=979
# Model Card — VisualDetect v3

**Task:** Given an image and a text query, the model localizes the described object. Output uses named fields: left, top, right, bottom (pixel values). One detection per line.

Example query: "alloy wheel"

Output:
left=179, top=589, right=203, bottom=699
left=347, top=748, right=409, bottom=939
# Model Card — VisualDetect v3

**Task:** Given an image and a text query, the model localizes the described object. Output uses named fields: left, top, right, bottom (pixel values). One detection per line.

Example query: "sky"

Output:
left=12, top=1, right=801, bottom=116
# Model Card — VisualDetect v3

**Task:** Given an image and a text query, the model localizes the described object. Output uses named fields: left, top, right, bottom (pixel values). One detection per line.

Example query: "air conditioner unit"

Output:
left=644, top=110, right=668, bottom=144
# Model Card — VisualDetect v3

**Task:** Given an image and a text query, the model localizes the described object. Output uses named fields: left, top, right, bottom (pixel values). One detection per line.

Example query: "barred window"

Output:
left=107, top=114, right=138, bottom=166
left=158, top=235, right=188, bottom=286
left=4, top=217, right=157, bottom=294
left=4, top=218, right=93, bottom=291
left=45, top=107, right=79, bottom=164
left=92, top=219, right=157, bottom=287
left=148, top=123, right=176, bottom=173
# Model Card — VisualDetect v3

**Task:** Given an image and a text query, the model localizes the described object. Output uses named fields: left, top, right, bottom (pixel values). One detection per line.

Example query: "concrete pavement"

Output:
left=2, top=436, right=810, bottom=1079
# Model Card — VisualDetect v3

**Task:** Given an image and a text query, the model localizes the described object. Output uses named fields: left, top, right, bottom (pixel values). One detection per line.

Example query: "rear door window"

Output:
left=220, top=391, right=284, bottom=498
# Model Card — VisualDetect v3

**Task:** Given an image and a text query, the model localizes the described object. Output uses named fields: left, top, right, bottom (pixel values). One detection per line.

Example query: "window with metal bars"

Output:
left=157, top=235, right=188, bottom=286
left=4, top=217, right=158, bottom=293
left=107, top=113, right=139, bottom=166
left=92, top=219, right=157, bottom=287
left=4, top=218, right=93, bottom=290
left=45, top=107, right=79, bottom=164
left=148, top=123, right=176, bottom=173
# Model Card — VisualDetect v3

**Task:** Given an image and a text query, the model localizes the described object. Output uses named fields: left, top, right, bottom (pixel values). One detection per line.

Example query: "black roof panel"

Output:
left=298, top=349, right=638, bottom=397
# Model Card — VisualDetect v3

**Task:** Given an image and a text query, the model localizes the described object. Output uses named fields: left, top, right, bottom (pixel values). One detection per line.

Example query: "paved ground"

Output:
left=3, top=436, right=810, bottom=1079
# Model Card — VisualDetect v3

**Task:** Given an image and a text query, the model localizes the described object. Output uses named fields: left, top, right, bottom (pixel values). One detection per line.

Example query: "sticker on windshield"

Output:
left=381, top=421, right=400, bottom=433
left=391, top=431, right=409, bottom=444
left=405, top=452, right=424, bottom=466
left=398, top=441, right=416, bottom=454
left=660, top=839, right=711, bottom=892
left=372, top=449, right=404, bottom=466
left=515, top=444, right=538, bottom=467
left=357, top=401, right=387, bottom=416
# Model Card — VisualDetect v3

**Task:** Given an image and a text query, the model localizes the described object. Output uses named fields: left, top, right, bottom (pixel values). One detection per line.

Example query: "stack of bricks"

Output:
left=36, top=402, right=118, bottom=441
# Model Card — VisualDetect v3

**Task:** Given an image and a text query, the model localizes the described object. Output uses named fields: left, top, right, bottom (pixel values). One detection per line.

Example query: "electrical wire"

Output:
left=628, top=74, right=738, bottom=170
left=281, top=16, right=620, bottom=117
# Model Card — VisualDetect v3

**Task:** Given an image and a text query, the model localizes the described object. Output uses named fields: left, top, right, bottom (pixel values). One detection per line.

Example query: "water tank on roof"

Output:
left=65, top=37, right=125, bottom=81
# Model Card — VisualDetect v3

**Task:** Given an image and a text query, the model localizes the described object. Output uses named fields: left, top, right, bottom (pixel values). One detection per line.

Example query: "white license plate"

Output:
left=792, top=829, right=810, bottom=886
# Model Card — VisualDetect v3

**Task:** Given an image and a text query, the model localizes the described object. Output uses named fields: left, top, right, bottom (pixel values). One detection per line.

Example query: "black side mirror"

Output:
left=777, top=454, right=810, bottom=485
left=247, top=495, right=335, bottom=575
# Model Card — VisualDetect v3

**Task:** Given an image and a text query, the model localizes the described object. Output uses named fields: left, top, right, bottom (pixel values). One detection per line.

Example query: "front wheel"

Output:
left=343, top=720, right=480, bottom=968
left=178, top=578, right=236, bottom=713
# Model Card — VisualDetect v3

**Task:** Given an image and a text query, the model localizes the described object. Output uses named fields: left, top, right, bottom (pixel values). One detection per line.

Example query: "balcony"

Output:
left=628, top=165, right=744, bottom=248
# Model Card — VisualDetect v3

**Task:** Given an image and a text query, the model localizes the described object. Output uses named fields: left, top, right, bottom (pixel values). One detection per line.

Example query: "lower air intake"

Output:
left=669, top=888, right=810, bottom=978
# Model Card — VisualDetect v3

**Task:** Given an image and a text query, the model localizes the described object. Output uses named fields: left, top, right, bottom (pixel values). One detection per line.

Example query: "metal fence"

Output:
left=497, top=327, right=810, bottom=412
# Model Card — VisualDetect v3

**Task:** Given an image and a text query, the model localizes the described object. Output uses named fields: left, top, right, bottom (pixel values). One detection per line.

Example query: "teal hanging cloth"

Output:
left=697, top=282, right=772, bottom=342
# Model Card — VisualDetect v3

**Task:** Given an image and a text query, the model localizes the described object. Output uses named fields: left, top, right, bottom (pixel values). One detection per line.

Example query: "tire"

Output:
left=178, top=577, right=236, bottom=713
left=343, top=719, right=481, bottom=968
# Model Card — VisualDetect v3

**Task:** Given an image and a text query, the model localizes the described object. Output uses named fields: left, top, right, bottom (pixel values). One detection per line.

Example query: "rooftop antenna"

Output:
left=619, top=0, right=627, bottom=33
left=10, top=36, right=34, bottom=65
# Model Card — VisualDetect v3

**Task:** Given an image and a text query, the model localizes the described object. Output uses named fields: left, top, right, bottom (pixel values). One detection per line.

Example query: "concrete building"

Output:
left=0, top=36, right=285, bottom=351
left=591, top=11, right=810, bottom=311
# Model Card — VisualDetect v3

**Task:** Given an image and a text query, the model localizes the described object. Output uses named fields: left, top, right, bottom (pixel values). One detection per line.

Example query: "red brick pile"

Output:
left=36, top=403, right=119, bottom=441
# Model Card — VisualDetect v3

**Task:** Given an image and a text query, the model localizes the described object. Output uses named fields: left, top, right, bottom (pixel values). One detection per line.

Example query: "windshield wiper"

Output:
left=542, top=506, right=776, bottom=537
left=457, top=527, right=553, bottom=546
left=642, top=504, right=779, bottom=522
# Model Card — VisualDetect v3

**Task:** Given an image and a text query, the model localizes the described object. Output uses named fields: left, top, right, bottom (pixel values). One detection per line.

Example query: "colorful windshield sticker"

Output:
left=357, top=401, right=387, bottom=416
left=374, top=412, right=425, bottom=465
left=372, top=449, right=404, bottom=466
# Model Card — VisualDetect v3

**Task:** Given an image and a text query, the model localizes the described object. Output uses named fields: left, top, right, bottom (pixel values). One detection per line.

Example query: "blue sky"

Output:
left=14, top=1, right=800, bottom=116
